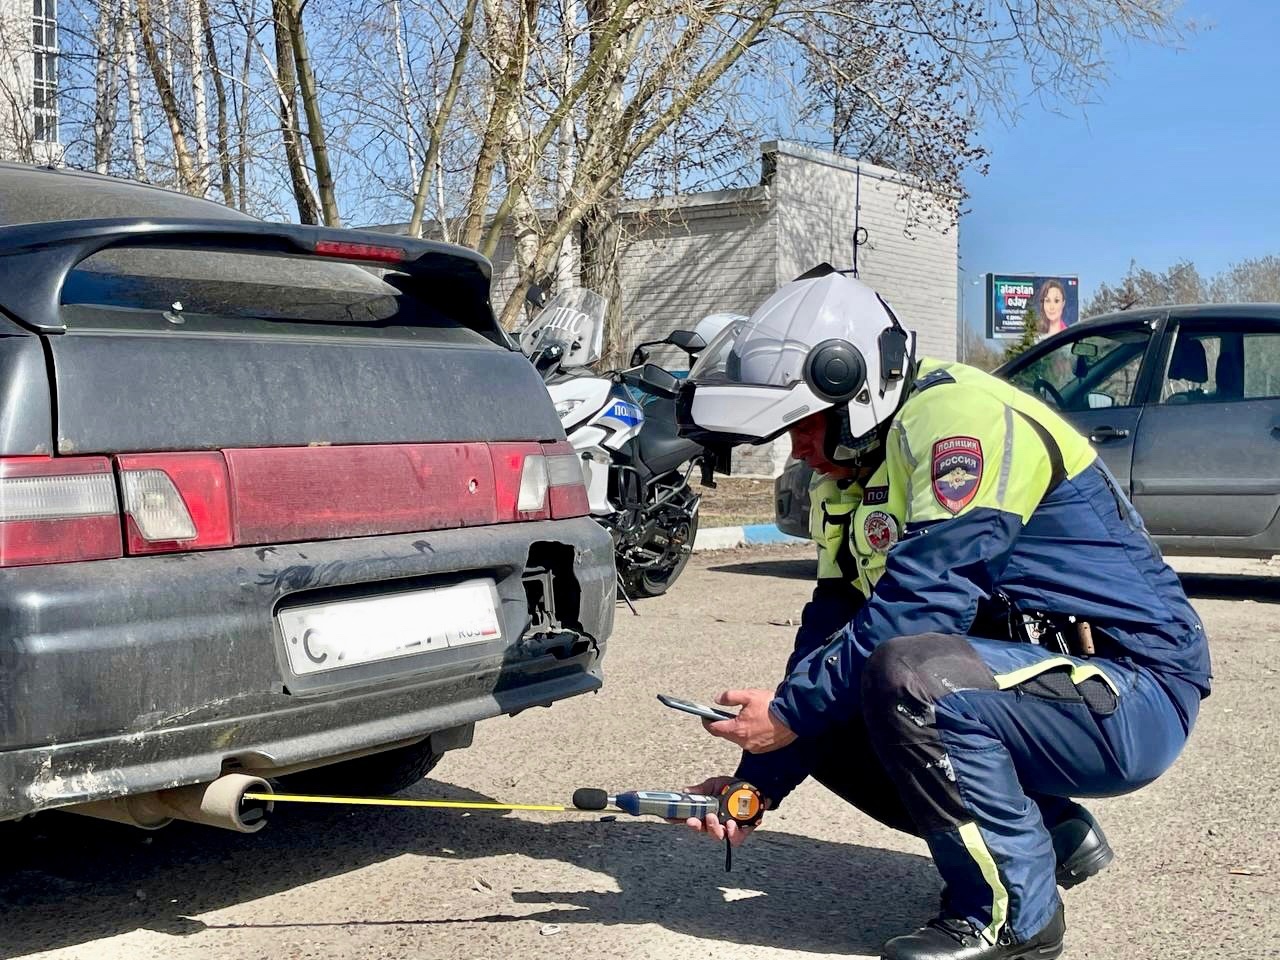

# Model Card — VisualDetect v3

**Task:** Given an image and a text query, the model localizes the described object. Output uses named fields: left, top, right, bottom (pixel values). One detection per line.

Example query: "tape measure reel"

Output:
left=718, top=781, right=764, bottom=828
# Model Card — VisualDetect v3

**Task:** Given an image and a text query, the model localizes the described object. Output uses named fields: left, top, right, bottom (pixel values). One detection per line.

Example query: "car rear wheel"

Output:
left=278, top=740, right=443, bottom=797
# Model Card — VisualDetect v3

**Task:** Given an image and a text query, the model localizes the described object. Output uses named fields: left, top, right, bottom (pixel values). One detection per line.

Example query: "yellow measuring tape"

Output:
left=243, top=792, right=567, bottom=813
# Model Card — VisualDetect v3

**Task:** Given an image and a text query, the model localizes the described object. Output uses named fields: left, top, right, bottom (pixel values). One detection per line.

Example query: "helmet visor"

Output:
left=688, top=315, right=750, bottom=384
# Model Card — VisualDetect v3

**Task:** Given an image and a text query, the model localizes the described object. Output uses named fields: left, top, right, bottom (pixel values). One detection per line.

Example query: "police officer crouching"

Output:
left=675, top=266, right=1210, bottom=960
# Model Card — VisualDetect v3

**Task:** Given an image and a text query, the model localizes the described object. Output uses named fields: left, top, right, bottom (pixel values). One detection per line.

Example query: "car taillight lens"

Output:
left=517, top=456, right=550, bottom=513
left=491, top=443, right=550, bottom=521
left=542, top=442, right=590, bottom=518
left=117, top=452, right=233, bottom=554
left=0, top=457, right=123, bottom=567
left=491, top=442, right=590, bottom=520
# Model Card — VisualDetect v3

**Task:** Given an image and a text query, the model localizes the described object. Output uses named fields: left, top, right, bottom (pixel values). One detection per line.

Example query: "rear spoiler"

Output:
left=0, top=217, right=501, bottom=339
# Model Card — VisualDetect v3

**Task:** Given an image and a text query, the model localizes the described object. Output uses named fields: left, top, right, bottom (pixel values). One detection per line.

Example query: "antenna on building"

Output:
left=851, top=165, right=868, bottom=277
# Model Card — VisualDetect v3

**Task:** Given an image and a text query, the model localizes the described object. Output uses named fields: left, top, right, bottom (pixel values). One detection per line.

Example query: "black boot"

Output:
left=880, top=904, right=1065, bottom=960
left=1050, top=802, right=1113, bottom=889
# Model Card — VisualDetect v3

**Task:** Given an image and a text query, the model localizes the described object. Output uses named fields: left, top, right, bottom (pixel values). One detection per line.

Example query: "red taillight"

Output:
left=116, top=452, right=233, bottom=554
left=491, top=442, right=550, bottom=521
left=542, top=442, right=590, bottom=519
left=313, top=239, right=406, bottom=264
left=225, top=443, right=497, bottom=544
left=0, top=457, right=122, bottom=567
left=491, top=442, right=590, bottom=521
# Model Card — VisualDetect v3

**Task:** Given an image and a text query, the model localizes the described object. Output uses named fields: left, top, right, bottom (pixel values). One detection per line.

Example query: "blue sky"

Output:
left=959, top=0, right=1280, bottom=339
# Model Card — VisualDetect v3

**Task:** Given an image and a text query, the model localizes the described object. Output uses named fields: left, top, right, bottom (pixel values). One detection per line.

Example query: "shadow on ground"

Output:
left=709, top=557, right=818, bottom=581
left=1177, top=572, right=1280, bottom=604
left=710, top=558, right=1280, bottom=607
left=0, top=781, right=934, bottom=958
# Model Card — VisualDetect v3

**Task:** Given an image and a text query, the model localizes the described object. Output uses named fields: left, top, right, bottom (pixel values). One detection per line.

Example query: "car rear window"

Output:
left=63, top=248, right=457, bottom=328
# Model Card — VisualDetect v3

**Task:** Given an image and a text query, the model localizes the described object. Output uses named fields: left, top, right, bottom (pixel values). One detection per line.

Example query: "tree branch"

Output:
left=408, top=0, right=479, bottom=237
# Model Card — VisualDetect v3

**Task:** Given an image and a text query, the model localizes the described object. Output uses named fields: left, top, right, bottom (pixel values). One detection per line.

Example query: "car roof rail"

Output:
left=0, top=217, right=499, bottom=338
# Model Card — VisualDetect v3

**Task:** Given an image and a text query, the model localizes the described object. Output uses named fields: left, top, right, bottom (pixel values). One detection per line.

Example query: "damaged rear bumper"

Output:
left=0, top=517, right=614, bottom=820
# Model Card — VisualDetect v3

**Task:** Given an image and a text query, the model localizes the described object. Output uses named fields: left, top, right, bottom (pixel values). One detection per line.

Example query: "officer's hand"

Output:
left=678, top=777, right=768, bottom=848
left=703, top=689, right=798, bottom=754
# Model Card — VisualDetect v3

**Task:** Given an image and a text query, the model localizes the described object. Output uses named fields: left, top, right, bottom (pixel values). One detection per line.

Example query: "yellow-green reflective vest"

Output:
left=808, top=358, right=1095, bottom=596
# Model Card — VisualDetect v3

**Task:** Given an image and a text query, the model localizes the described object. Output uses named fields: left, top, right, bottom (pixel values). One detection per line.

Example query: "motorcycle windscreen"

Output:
left=518, top=289, right=606, bottom=367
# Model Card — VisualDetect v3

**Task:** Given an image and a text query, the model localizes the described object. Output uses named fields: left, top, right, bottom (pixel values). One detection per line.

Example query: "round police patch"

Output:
left=863, top=510, right=899, bottom=553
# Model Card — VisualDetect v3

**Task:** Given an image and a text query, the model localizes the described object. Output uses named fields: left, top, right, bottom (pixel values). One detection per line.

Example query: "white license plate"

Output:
left=277, top=579, right=503, bottom=677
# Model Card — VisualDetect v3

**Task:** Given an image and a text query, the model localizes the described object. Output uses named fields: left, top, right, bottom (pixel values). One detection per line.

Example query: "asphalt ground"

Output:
left=2, top=546, right=1276, bottom=959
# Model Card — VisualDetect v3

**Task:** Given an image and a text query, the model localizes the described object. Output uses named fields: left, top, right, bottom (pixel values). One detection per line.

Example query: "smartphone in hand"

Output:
left=657, top=693, right=736, bottom=722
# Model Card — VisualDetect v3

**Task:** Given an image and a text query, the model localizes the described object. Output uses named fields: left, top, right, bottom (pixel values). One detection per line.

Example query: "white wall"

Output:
left=0, top=0, right=61, bottom=164
left=488, top=186, right=776, bottom=367
left=614, top=186, right=776, bottom=356
left=771, top=142, right=958, bottom=360
left=0, top=0, right=32, bottom=162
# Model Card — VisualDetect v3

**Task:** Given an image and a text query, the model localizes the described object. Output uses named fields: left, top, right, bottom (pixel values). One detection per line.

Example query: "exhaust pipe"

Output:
left=63, top=773, right=274, bottom=833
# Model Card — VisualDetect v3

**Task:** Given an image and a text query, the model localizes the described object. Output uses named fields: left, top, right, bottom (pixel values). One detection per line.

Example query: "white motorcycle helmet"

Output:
left=678, top=265, right=915, bottom=467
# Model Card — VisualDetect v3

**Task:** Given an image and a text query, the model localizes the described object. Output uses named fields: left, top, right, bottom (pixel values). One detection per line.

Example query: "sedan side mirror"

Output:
left=639, top=363, right=681, bottom=398
left=630, top=344, right=651, bottom=367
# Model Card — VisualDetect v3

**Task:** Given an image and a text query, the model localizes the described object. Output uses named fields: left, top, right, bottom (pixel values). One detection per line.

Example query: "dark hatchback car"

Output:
left=0, top=164, right=614, bottom=829
left=776, top=303, right=1280, bottom=558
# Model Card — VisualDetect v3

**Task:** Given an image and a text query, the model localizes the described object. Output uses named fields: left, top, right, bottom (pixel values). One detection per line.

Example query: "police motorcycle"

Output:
left=518, top=288, right=733, bottom=598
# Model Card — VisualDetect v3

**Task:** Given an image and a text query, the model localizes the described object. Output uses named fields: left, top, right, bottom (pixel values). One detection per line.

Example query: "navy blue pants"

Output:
left=856, top=634, right=1195, bottom=945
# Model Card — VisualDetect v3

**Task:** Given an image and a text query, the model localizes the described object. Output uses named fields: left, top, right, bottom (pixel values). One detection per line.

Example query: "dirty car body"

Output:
left=0, top=165, right=613, bottom=822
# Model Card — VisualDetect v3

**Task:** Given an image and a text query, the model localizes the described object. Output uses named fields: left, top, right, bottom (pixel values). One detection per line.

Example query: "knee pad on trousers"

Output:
left=859, top=634, right=998, bottom=832
left=862, top=634, right=996, bottom=736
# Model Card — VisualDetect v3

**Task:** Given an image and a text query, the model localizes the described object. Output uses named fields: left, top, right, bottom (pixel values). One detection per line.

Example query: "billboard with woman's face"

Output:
left=986, top=274, right=1079, bottom=339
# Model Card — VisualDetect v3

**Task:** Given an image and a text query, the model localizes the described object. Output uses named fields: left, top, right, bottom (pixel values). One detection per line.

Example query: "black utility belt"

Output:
left=1011, top=610, right=1102, bottom=659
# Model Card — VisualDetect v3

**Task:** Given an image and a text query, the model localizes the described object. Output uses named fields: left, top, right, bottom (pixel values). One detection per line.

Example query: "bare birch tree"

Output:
left=92, top=0, right=122, bottom=172
left=198, top=0, right=235, bottom=203
left=187, top=0, right=211, bottom=193
left=407, top=0, right=479, bottom=237
left=232, top=0, right=255, bottom=209
left=121, top=0, right=150, bottom=179
left=389, top=0, right=418, bottom=186
left=268, top=0, right=320, bottom=221
left=552, top=0, right=579, bottom=288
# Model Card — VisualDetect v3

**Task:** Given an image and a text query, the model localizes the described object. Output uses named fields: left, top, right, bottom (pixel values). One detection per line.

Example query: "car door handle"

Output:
left=1089, top=426, right=1131, bottom=443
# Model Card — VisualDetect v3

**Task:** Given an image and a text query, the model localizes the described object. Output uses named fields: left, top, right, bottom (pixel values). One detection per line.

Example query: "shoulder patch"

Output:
left=932, top=437, right=983, bottom=514
left=913, top=369, right=956, bottom=393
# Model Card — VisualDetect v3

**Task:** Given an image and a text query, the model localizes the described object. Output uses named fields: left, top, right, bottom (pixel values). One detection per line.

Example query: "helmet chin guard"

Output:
left=823, top=405, right=889, bottom=469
